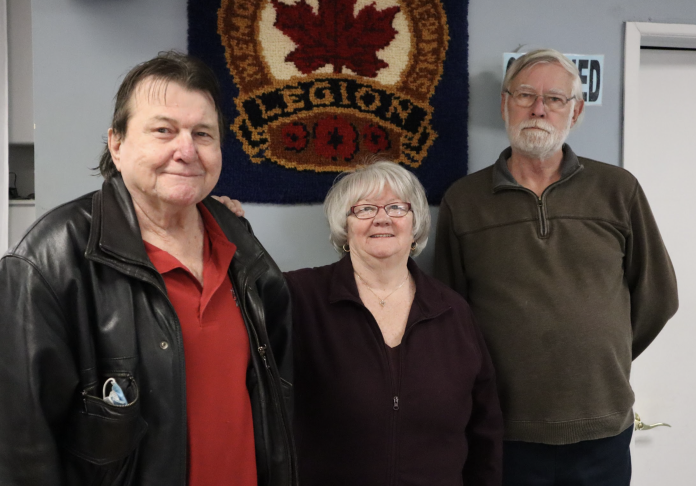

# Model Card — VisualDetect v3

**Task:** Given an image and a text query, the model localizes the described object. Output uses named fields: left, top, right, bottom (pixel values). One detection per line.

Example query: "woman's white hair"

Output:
left=324, top=160, right=431, bottom=256
left=502, top=48, right=585, bottom=125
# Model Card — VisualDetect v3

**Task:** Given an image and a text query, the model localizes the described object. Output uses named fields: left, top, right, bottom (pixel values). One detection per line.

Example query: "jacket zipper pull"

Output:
left=258, top=344, right=270, bottom=369
left=393, top=396, right=399, bottom=411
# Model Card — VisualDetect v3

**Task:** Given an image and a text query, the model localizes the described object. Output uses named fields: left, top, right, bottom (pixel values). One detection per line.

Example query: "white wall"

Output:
left=32, top=0, right=696, bottom=272
left=7, top=0, right=32, bottom=144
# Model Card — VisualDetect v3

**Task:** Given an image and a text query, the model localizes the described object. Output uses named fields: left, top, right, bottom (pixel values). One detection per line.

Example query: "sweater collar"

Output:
left=492, top=143, right=584, bottom=191
left=328, top=255, right=451, bottom=324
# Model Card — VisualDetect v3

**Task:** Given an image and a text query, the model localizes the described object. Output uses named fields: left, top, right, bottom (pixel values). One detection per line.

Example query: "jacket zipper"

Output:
left=232, top=277, right=294, bottom=484
left=258, top=344, right=270, bottom=368
left=537, top=197, right=548, bottom=237
left=386, top=332, right=410, bottom=486
left=387, top=343, right=400, bottom=486
left=359, top=299, right=449, bottom=486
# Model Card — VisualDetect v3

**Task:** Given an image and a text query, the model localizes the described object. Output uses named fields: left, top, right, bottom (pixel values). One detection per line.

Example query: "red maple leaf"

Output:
left=271, top=0, right=400, bottom=78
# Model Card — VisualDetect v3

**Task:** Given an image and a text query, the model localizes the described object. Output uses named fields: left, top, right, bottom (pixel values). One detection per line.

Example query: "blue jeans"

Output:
left=502, top=426, right=633, bottom=486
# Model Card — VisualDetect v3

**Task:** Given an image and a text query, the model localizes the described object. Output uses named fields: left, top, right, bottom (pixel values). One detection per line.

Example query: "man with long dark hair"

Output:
left=0, top=51, right=296, bottom=486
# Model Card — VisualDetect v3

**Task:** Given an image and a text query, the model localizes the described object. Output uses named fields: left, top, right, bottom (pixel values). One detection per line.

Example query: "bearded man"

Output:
left=434, top=49, right=678, bottom=486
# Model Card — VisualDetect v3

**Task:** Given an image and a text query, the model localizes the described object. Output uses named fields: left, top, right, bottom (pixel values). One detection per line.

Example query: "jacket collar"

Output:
left=201, top=198, right=266, bottom=280
left=492, top=143, right=584, bottom=192
left=86, top=175, right=152, bottom=268
left=86, top=175, right=264, bottom=283
left=328, top=255, right=451, bottom=325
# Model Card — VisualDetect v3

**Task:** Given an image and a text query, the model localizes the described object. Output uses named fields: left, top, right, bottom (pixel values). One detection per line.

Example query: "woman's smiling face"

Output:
left=346, top=185, right=414, bottom=264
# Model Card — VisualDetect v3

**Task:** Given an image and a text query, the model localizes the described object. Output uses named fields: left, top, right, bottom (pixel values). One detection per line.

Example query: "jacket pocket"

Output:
left=62, top=374, right=148, bottom=486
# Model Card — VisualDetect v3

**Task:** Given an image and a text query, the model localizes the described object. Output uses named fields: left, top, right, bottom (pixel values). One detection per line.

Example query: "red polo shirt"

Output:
left=144, top=204, right=257, bottom=486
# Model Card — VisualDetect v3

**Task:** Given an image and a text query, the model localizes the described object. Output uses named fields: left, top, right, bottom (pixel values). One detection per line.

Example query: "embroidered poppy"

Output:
left=362, top=124, right=391, bottom=153
left=313, top=116, right=358, bottom=161
left=282, top=122, right=309, bottom=152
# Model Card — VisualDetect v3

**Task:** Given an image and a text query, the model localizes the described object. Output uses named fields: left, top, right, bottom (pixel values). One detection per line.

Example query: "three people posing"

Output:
left=0, top=48, right=677, bottom=486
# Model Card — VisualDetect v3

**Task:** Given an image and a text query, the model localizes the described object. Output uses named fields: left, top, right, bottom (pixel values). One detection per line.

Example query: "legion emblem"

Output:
left=218, top=0, right=449, bottom=172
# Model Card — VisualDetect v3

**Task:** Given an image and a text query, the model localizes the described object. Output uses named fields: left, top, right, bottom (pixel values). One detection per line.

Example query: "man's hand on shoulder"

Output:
left=213, top=196, right=245, bottom=218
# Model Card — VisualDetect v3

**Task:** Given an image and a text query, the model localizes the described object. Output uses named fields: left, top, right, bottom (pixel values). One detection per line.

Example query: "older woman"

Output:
left=284, top=162, right=503, bottom=486
left=0, top=52, right=295, bottom=486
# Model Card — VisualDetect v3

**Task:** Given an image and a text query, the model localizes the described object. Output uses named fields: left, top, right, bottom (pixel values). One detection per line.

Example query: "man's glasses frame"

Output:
left=505, top=89, right=576, bottom=111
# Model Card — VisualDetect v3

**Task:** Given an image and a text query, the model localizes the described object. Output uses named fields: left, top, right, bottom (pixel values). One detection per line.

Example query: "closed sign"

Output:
left=504, top=53, right=604, bottom=106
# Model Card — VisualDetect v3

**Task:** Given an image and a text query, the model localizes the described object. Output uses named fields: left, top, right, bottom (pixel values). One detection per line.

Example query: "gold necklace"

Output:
left=355, top=271, right=410, bottom=307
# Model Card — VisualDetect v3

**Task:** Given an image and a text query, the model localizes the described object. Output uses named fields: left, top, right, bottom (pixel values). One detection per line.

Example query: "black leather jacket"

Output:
left=0, top=176, right=297, bottom=486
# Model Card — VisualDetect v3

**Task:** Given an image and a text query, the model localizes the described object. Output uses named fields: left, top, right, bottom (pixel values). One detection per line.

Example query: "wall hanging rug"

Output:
left=188, top=0, right=468, bottom=204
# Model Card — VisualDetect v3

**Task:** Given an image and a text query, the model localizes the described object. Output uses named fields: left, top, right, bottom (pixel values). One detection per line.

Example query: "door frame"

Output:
left=0, top=0, right=7, bottom=254
left=623, top=22, right=696, bottom=168
left=622, top=29, right=696, bottom=485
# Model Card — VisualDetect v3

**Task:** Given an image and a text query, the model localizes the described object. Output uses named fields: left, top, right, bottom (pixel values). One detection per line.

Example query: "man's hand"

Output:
left=212, top=196, right=245, bottom=217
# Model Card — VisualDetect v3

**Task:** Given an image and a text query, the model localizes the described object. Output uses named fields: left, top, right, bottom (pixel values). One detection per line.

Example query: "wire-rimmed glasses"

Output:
left=505, top=89, right=575, bottom=111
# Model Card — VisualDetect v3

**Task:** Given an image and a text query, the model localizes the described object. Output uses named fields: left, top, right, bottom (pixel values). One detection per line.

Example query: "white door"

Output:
left=626, top=47, right=696, bottom=485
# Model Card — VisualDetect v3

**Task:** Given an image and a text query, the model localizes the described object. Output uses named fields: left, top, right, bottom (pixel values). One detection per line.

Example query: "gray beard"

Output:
left=505, top=104, right=573, bottom=160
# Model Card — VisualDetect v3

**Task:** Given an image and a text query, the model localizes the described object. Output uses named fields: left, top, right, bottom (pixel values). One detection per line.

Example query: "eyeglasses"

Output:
left=349, top=203, right=412, bottom=219
left=505, top=89, right=575, bottom=111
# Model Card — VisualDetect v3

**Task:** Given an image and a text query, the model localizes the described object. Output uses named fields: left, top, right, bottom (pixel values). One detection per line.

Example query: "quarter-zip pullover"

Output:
left=434, top=144, right=678, bottom=445
left=285, top=257, right=503, bottom=486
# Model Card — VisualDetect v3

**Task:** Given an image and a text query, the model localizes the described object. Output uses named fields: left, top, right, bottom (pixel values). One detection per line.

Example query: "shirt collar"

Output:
left=143, top=203, right=237, bottom=277
left=492, top=143, right=584, bottom=191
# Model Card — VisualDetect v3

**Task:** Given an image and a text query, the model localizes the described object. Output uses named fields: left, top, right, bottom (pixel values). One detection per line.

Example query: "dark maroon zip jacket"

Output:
left=284, top=256, right=503, bottom=486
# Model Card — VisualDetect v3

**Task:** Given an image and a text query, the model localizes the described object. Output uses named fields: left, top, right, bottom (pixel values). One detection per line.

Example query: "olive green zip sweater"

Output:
left=434, top=145, right=678, bottom=445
